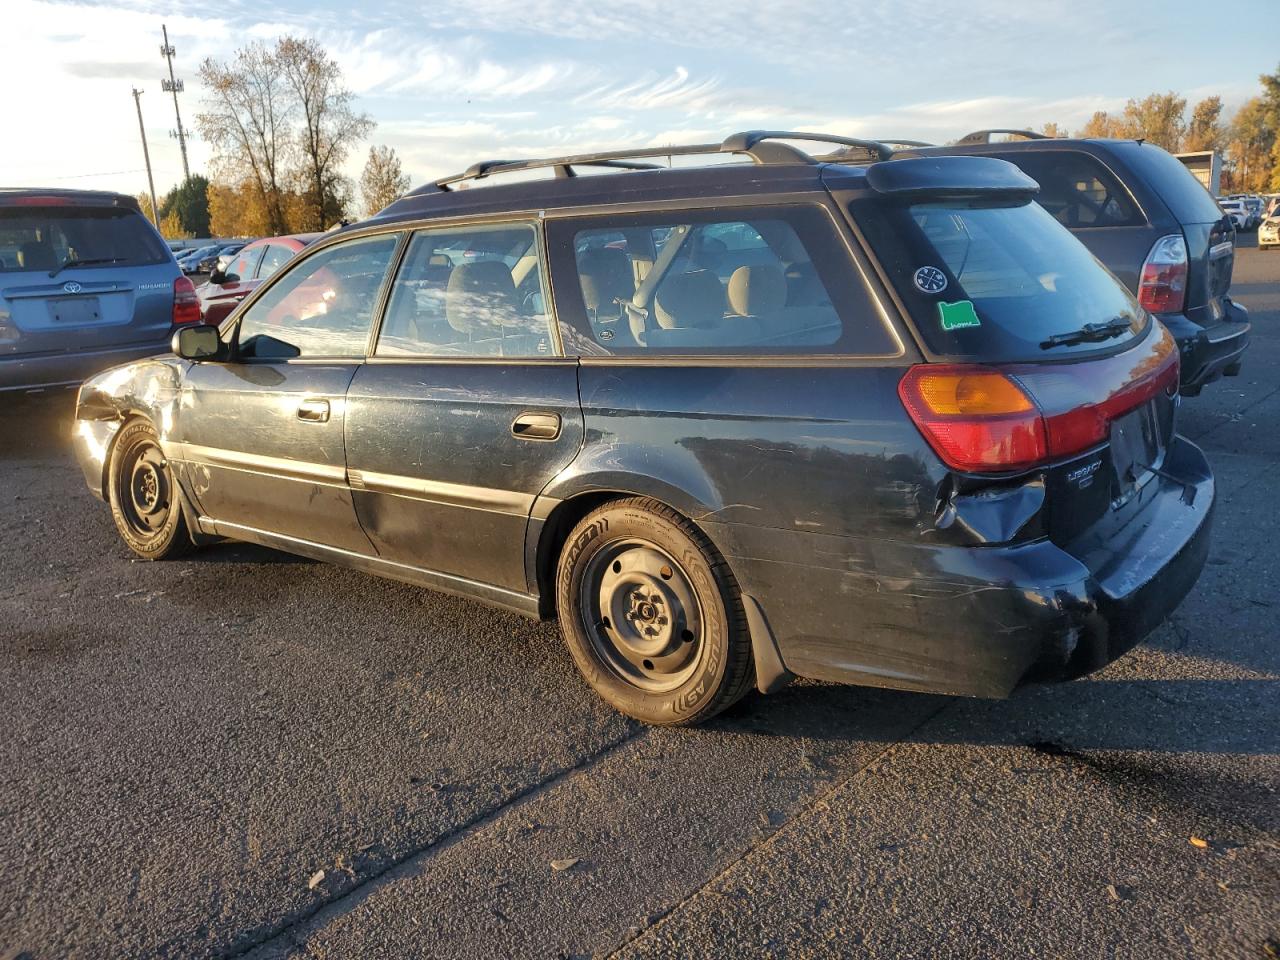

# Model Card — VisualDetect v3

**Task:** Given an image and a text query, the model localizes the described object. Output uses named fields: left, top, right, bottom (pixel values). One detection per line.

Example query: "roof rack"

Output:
left=424, top=130, right=896, bottom=192
left=956, top=129, right=1049, bottom=145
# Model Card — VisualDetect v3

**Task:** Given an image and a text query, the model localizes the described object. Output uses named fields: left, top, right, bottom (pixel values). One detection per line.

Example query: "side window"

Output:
left=376, top=222, right=555, bottom=358
left=547, top=205, right=897, bottom=356
left=225, top=245, right=264, bottom=283
left=257, top=244, right=294, bottom=280
left=1004, top=151, right=1143, bottom=228
left=236, top=234, right=399, bottom=360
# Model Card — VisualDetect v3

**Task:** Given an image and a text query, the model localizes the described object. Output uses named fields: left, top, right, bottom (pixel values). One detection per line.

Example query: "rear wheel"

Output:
left=556, top=498, right=754, bottom=725
left=107, top=418, right=193, bottom=560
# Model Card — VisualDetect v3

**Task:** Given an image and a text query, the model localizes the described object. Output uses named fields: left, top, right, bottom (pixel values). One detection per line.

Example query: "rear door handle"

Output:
left=297, top=398, right=330, bottom=423
left=511, top=412, right=561, bottom=441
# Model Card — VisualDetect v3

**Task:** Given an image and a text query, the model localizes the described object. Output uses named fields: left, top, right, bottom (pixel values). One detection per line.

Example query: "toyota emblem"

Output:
left=62, top=281, right=82, bottom=294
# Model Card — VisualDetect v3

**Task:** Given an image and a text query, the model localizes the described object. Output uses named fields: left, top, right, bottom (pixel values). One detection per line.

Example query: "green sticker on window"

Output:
left=938, top=299, right=981, bottom=331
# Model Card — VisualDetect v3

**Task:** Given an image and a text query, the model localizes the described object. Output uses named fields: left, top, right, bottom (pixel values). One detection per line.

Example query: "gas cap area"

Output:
left=935, top=478, right=1046, bottom=544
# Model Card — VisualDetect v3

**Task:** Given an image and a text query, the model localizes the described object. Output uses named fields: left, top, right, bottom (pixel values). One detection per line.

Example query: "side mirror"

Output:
left=209, top=268, right=227, bottom=285
left=171, top=325, right=223, bottom=361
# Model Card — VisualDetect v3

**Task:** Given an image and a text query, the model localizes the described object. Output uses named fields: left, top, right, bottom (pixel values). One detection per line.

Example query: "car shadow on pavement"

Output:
left=715, top=675, right=1278, bottom=760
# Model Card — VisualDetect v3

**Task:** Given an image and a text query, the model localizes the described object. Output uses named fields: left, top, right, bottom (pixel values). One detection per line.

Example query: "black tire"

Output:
left=107, top=418, right=194, bottom=560
left=556, top=497, right=754, bottom=725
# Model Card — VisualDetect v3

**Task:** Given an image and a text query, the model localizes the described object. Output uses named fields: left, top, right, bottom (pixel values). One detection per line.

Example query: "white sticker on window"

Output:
left=913, top=265, right=948, bottom=294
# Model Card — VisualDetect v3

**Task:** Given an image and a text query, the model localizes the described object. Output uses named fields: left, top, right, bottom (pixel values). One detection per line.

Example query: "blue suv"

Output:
left=0, top=189, right=200, bottom=393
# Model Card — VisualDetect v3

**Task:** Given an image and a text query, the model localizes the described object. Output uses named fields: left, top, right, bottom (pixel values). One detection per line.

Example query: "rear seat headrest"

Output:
left=727, top=264, right=786, bottom=317
left=578, top=247, right=634, bottom=313
left=446, top=260, right=516, bottom=335
left=653, top=269, right=724, bottom=329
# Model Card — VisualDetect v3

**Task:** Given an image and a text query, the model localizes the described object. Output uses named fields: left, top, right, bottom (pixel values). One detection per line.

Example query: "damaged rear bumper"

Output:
left=705, top=437, right=1213, bottom=699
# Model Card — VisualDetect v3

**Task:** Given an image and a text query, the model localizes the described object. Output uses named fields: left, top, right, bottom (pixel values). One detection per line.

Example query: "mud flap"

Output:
left=743, top=594, right=792, bottom=694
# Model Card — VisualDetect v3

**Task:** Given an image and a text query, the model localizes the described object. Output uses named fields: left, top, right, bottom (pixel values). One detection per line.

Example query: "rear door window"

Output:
left=855, top=198, right=1146, bottom=362
left=990, top=151, right=1143, bottom=228
left=546, top=204, right=898, bottom=356
left=0, top=207, right=168, bottom=273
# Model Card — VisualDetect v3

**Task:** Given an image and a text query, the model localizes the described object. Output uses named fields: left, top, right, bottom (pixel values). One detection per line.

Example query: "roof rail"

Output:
left=956, top=129, right=1049, bottom=145
left=425, top=129, right=896, bottom=192
left=874, top=138, right=934, bottom=148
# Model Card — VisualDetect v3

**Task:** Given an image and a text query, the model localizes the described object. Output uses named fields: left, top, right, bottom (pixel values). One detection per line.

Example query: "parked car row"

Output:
left=69, top=129, right=1224, bottom=726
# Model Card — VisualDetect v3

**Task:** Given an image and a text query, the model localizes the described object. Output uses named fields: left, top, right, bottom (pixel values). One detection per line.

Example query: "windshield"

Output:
left=855, top=197, right=1145, bottom=361
left=0, top=206, right=168, bottom=273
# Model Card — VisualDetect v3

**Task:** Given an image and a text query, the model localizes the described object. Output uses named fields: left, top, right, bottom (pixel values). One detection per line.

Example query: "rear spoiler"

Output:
left=863, top=156, right=1040, bottom=201
left=0, top=188, right=141, bottom=211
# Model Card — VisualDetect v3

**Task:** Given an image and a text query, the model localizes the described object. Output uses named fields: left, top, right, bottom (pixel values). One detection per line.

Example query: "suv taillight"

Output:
left=899, top=328, right=1179, bottom=474
left=1137, top=234, right=1187, bottom=315
left=173, top=275, right=201, bottom=325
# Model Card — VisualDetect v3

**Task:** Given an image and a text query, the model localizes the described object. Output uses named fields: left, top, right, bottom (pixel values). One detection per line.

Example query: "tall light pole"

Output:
left=132, top=88, right=160, bottom=229
left=160, top=24, right=190, bottom=182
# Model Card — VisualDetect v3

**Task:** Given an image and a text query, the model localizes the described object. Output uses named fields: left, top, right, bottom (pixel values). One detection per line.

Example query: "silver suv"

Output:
left=0, top=188, right=198, bottom=393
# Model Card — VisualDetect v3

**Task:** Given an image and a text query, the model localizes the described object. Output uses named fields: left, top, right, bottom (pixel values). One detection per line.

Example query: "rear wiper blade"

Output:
left=48, top=257, right=126, bottom=278
left=1040, top=317, right=1132, bottom=350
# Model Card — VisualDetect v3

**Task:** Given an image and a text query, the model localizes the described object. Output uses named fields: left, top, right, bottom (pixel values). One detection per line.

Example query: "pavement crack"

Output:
left=602, top=699, right=952, bottom=959
left=222, top=724, right=648, bottom=960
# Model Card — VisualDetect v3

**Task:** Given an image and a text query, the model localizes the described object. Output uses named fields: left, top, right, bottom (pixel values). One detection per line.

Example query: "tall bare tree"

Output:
left=197, top=42, right=296, bottom=235
left=278, top=37, right=374, bottom=231
left=360, top=145, right=411, bottom=215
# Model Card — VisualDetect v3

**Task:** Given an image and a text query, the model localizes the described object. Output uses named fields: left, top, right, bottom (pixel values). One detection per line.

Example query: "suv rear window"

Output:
left=855, top=198, right=1145, bottom=361
left=987, top=150, right=1143, bottom=228
left=0, top=206, right=169, bottom=273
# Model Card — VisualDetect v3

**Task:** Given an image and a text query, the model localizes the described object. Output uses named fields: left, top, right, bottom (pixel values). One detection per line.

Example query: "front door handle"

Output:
left=512, top=412, right=561, bottom=441
left=297, top=398, right=330, bottom=423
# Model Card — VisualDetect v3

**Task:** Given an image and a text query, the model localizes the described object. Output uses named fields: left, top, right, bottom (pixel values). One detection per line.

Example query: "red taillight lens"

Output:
left=1137, top=234, right=1187, bottom=315
left=173, top=275, right=201, bottom=325
left=899, top=325, right=1180, bottom=474
left=5, top=196, right=74, bottom=206
left=898, top=366, right=1047, bottom=472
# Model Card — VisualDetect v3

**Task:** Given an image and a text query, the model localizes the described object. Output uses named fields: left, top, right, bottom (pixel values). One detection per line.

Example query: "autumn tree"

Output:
left=278, top=37, right=373, bottom=231
left=1224, top=97, right=1275, bottom=192
left=1261, top=62, right=1280, bottom=189
left=1184, top=96, right=1225, bottom=152
left=360, top=145, right=411, bottom=215
left=1078, top=110, right=1123, bottom=139
left=158, top=175, right=211, bottom=237
left=1039, top=121, right=1068, bottom=139
left=1119, top=92, right=1187, bottom=151
left=197, top=42, right=297, bottom=235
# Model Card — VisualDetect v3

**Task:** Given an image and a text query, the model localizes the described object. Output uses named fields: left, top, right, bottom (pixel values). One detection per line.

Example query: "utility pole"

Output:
left=160, top=24, right=190, bottom=182
left=132, top=88, right=160, bottom=229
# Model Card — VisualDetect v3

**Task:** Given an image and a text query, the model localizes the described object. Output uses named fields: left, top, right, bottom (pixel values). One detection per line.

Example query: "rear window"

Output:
left=1113, top=142, right=1224, bottom=225
left=855, top=198, right=1145, bottom=361
left=0, top=206, right=169, bottom=273
left=985, top=150, right=1143, bottom=228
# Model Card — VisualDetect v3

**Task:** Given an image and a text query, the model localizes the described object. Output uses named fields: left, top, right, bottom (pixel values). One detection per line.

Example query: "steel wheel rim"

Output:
left=119, top=440, right=172, bottom=537
left=579, top=538, right=705, bottom=693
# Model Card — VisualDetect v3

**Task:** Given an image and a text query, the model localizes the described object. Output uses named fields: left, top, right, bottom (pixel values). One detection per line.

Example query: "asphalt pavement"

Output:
left=1, top=243, right=1277, bottom=960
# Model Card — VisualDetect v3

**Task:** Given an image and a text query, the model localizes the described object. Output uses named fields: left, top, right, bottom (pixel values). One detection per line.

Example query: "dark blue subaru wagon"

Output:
left=72, top=132, right=1213, bottom=724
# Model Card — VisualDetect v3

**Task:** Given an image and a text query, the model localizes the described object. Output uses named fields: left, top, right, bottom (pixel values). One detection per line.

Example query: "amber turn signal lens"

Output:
left=912, top=370, right=1034, bottom=416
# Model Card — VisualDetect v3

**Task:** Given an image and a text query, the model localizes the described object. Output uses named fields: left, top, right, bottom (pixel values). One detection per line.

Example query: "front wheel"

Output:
left=107, top=418, right=194, bottom=560
left=556, top=498, right=754, bottom=725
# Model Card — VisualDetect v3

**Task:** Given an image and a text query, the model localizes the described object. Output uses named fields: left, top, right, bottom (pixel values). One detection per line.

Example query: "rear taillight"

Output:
left=899, top=326, right=1179, bottom=474
left=173, top=275, right=201, bottom=325
left=1137, top=234, right=1187, bottom=315
left=898, top=366, right=1047, bottom=472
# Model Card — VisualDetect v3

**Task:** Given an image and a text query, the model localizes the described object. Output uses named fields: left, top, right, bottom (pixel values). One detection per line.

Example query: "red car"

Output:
left=196, top=233, right=322, bottom=325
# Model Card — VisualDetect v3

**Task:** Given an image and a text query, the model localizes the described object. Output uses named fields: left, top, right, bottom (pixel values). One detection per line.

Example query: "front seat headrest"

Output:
left=653, top=269, right=724, bottom=329
left=727, top=264, right=787, bottom=317
left=578, top=247, right=633, bottom=314
left=446, top=260, right=516, bottom=335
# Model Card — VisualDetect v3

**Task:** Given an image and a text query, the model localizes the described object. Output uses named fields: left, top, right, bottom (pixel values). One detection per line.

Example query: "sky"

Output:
left=3, top=0, right=1278, bottom=204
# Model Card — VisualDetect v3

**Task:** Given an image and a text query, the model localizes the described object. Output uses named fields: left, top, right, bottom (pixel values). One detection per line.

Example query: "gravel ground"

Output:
left=0, top=242, right=1276, bottom=960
